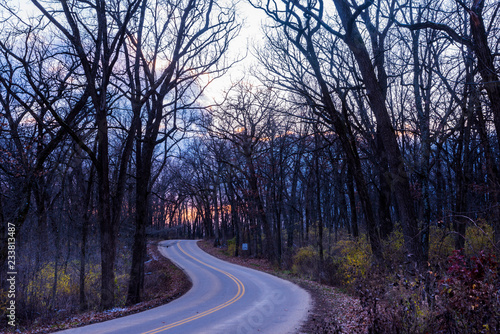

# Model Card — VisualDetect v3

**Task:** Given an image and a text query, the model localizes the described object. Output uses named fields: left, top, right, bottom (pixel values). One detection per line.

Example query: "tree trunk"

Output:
left=411, top=19, right=431, bottom=258
left=126, top=112, right=149, bottom=305
left=346, top=164, right=359, bottom=237
left=96, top=105, right=115, bottom=310
left=454, top=108, right=471, bottom=250
left=300, top=31, right=382, bottom=259
left=315, top=140, right=324, bottom=277
left=376, top=132, right=394, bottom=240
left=246, top=155, right=274, bottom=261
left=468, top=1, right=500, bottom=245
left=79, top=167, right=94, bottom=311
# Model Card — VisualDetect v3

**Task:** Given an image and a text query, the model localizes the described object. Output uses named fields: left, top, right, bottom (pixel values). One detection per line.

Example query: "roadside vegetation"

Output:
left=2, top=243, right=191, bottom=333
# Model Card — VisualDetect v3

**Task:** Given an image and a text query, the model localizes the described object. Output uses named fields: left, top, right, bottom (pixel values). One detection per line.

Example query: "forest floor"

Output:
left=197, top=240, right=369, bottom=334
left=18, top=242, right=191, bottom=334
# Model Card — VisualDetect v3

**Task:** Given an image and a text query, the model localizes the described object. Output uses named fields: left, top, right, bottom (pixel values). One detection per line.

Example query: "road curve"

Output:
left=58, top=240, right=311, bottom=334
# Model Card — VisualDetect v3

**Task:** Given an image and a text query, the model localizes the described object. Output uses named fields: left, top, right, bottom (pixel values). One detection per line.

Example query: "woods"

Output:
left=1, top=0, right=499, bottom=332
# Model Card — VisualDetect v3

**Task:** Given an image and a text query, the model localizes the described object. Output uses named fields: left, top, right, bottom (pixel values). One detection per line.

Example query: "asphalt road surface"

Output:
left=58, top=239, right=311, bottom=334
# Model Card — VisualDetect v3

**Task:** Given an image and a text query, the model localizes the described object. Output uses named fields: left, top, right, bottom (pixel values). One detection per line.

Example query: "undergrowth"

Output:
left=290, top=221, right=500, bottom=333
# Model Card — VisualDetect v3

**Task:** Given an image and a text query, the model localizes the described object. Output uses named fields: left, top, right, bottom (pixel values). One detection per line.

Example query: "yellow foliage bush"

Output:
left=292, top=246, right=318, bottom=279
left=381, top=229, right=405, bottom=266
left=27, top=263, right=73, bottom=306
left=0, top=290, right=8, bottom=314
left=26, top=261, right=101, bottom=310
left=115, top=273, right=129, bottom=305
left=333, top=237, right=372, bottom=285
left=386, top=229, right=404, bottom=252
left=426, top=221, right=495, bottom=264
left=464, top=220, right=495, bottom=255
left=428, top=226, right=454, bottom=263
left=227, top=237, right=236, bottom=256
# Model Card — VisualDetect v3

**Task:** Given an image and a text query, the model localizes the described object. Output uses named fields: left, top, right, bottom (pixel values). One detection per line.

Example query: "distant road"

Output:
left=58, top=239, right=311, bottom=334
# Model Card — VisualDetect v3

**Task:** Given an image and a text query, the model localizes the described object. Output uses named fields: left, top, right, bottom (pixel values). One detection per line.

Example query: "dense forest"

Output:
left=1, top=0, right=499, bottom=332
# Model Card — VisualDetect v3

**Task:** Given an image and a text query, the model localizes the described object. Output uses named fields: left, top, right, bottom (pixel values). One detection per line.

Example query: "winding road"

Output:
left=59, top=240, right=311, bottom=334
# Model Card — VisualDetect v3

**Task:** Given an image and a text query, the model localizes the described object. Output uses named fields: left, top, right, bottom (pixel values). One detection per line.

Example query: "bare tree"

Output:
left=206, top=83, right=283, bottom=261
left=28, top=0, right=142, bottom=309
left=251, top=0, right=386, bottom=260
left=118, top=0, right=239, bottom=304
left=0, top=11, right=94, bottom=288
left=397, top=0, right=500, bottom=246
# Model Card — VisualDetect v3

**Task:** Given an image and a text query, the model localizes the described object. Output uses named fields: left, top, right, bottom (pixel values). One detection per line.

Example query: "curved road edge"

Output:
left=168, top=240, right=313, bottom=334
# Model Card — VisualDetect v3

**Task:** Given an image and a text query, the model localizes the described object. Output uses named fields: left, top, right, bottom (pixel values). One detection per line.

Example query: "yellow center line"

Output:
left=141, top=242, right=245, bottom=334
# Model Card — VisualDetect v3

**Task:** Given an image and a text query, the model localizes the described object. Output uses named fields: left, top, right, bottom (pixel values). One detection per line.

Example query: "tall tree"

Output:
left=208, top=83, right=281, bottom=261
left=252, top=0, right=386, bottom=260
left=121, top=0, right=238, bottom=304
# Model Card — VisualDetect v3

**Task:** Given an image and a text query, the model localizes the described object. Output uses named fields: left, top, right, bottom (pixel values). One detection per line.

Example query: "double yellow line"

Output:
left=142, top=242, right=245, bottom=334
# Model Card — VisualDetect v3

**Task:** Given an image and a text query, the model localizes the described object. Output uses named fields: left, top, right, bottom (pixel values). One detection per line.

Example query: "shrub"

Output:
left=292, top=246, right=318, bottom=279
left=25, top=262, right=77, bottom=311
left=429, top=225, right=455, bottom=265
left=333, top=237, right=372, bottom=286
left=381, top=229, right=405, bottom=269
left=437, top=249, right=500, bottom=332
left=372, top=269, right=436, bottom=333
left=357, top=249, right=500, bottom=333
left=464, top=220, right=495, bottom=255
left=226, top=237, right=236, bottom=257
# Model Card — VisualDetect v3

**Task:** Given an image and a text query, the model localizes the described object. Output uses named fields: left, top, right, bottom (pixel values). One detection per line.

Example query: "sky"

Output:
left=2, top=0, right=267, bottom=103
left=202, top=1, right=269, bottom=101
